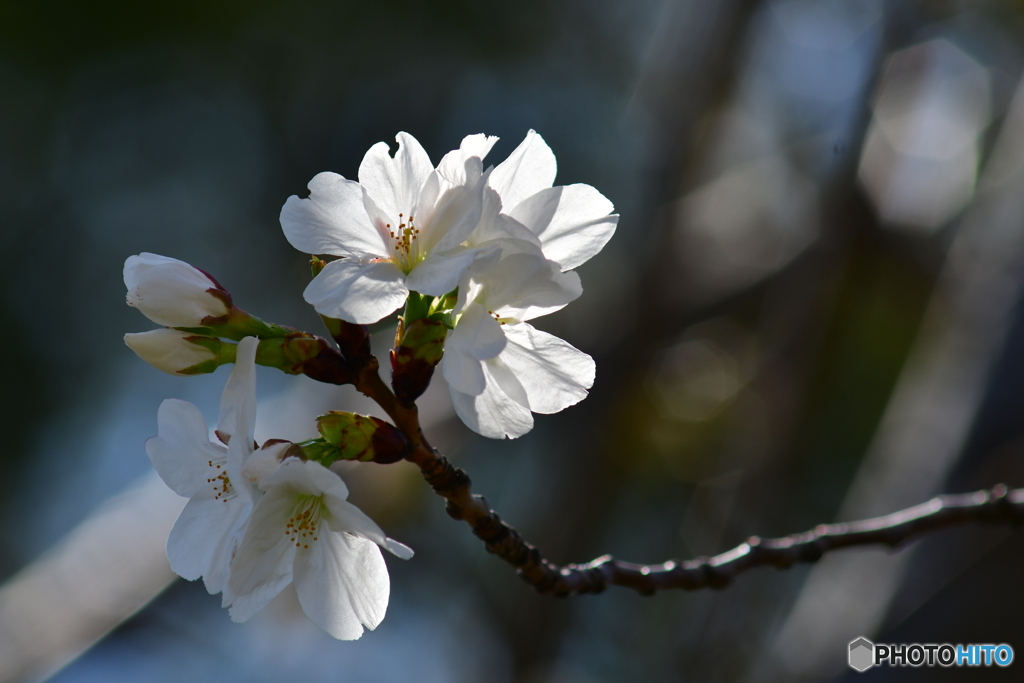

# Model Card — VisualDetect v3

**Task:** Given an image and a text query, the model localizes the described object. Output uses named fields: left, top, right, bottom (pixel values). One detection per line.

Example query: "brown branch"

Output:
left=409, top=449, right=1024, bottom=596
left=342, top=350, right=1024, bottom=597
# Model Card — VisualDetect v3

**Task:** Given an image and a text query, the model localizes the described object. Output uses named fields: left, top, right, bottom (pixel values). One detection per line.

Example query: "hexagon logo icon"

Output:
left=849, top=637, right=875, bottom=672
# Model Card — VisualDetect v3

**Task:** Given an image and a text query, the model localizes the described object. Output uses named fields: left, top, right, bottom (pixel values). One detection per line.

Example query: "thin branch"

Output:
left=410, top=449, right=1024, bottom=596
left=345, top=354, right=1024, bottom=597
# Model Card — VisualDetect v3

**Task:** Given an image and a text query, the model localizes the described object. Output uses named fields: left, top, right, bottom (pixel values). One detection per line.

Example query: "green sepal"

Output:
left=176, top=294, right=295, bottom=342
left=403, top=291, right=434, bottom=325
left=395, top=318, right=447, bottom=365
left=178, top=336, right=237, bottom=375
left=428, top=288, right=458, bottom=318
left=429, top=310, right=455, bottom=330
left=292, top=439, right=338, bottom=465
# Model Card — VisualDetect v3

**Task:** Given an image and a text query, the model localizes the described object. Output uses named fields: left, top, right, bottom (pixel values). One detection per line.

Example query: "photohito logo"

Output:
left=848, top=638, right=874, bottom=672
left=848, top=637, right=1014, bottom=671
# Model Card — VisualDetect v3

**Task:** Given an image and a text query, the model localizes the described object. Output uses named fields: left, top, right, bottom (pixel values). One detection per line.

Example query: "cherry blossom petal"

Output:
left=477, top=253, right=582, bottom=322
left=454, top=250, right=500, bottom=315
left=484, top=355, right=530, bottom=409
left=508, top=184, right=618, bottom=271
left=489, top=129, right=557, bottom=210
left=436, top=134, right=498, bottom=190
left=227, top=485, right=301, bottom=622
left=293, top=533, right=390, bottom=640
left=166, top=493, right=250, bottom=595
left=457, top=303, right=508, bottom=360
left=467, top=188, right=544, bottom=250
left=443, top=303, right=506, bottom=395
left=500, top=323, right=595, bottom=414
left=259, top=457, right=349, bottom=498
left=218, top=336, right=258, bottom=448
left=360, top=186, right=403, bottom=252
left=358, top=132, right=434, bottom=221
left=405, top=246, right=489, bottom=297
left=422, top=161, right=488, bottom=255
left=241, top=441, right=290, bottom=487
left=280, top=172, right=389, bottom=259
left=449, top=366, right=535, bottom=439
left=323, top=495, right=415, bottom=560
left=260, top=460, right=411, bottom=556
left=410, top=170, right=441, bottom=233
left=441, top=342, right=486, bottom=397
left=302, top=258, right=408, bottom=324
left=146, top=399, right=225, bottom=497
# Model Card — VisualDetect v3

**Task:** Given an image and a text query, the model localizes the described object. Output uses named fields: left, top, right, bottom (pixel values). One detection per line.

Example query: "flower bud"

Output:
left=124, top=253, right=231, bottom=328
left=125, top=253, right=297, bottom=342
left=124, top=329, right=236, bottom=375
left=315, top=412, right=411, bottom=464
left=255, top=335, right=355, bottom=385
left=391, top=317, right=447, bottom=404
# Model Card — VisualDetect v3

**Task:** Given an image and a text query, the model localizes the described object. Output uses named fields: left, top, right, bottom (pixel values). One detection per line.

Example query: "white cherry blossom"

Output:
left=124, top=252, right=229, bottom=328
left=482, top=130, right=619, bottom=272
left=442, top=250, right=595, bottom=439
left=227, top=457, right=413, bottom=640
left=281, top=133, right=496, bottom=324
left=145, top=336, right=263, bottom=598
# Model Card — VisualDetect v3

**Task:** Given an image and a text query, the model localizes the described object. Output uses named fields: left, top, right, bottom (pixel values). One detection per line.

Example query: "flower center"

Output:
left=384, top=213, right=422, bottom=273
left=205, top=456, right=236, bottom=502
left=285, top=495, right=327, bottom=549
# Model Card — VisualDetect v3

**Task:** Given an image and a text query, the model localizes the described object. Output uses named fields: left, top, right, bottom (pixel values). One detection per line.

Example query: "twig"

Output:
left=412, top=450, right=1024, bottom=596
left=345, top=354, right=1024, bottom=597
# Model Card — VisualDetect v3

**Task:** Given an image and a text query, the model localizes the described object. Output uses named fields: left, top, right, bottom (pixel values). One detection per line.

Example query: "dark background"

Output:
left=2, top=0, right=1024, bottom=681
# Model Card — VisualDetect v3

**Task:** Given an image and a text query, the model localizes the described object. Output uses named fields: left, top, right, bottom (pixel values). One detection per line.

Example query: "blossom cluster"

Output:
left=282, top=131, right=615, bottom=437
left=124, top=130, right=616, bottom=639
left=145, top=337, right=413, bottom=640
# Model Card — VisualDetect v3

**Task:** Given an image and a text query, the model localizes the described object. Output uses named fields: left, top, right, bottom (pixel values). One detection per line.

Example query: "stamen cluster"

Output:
left=385, top=212, right=422, bottom=271
left=286, top=496, right=324, bottom=549
left=206, top=457, right=236, bottom=502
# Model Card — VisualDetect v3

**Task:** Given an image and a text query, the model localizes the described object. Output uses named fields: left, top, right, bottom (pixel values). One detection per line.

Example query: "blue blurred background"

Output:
left=2, top=0, right=1024, bottom=681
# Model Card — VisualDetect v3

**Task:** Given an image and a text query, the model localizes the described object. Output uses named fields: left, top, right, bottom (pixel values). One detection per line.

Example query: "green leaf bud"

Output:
left=315, top=412, right=412, bottom=464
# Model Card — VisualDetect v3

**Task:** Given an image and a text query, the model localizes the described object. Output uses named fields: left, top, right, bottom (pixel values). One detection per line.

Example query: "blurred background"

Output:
left=2, top=0, right=1024, bottom=680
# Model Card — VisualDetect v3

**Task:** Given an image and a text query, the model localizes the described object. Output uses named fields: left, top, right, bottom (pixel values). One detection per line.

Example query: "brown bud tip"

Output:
left=331, top=320, right=373, bottom=361
left=368, top=416, right=413, bottom=464
left=391, top=357, right=437, bottom=404
left=300, top=344, right=356, bottom=385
